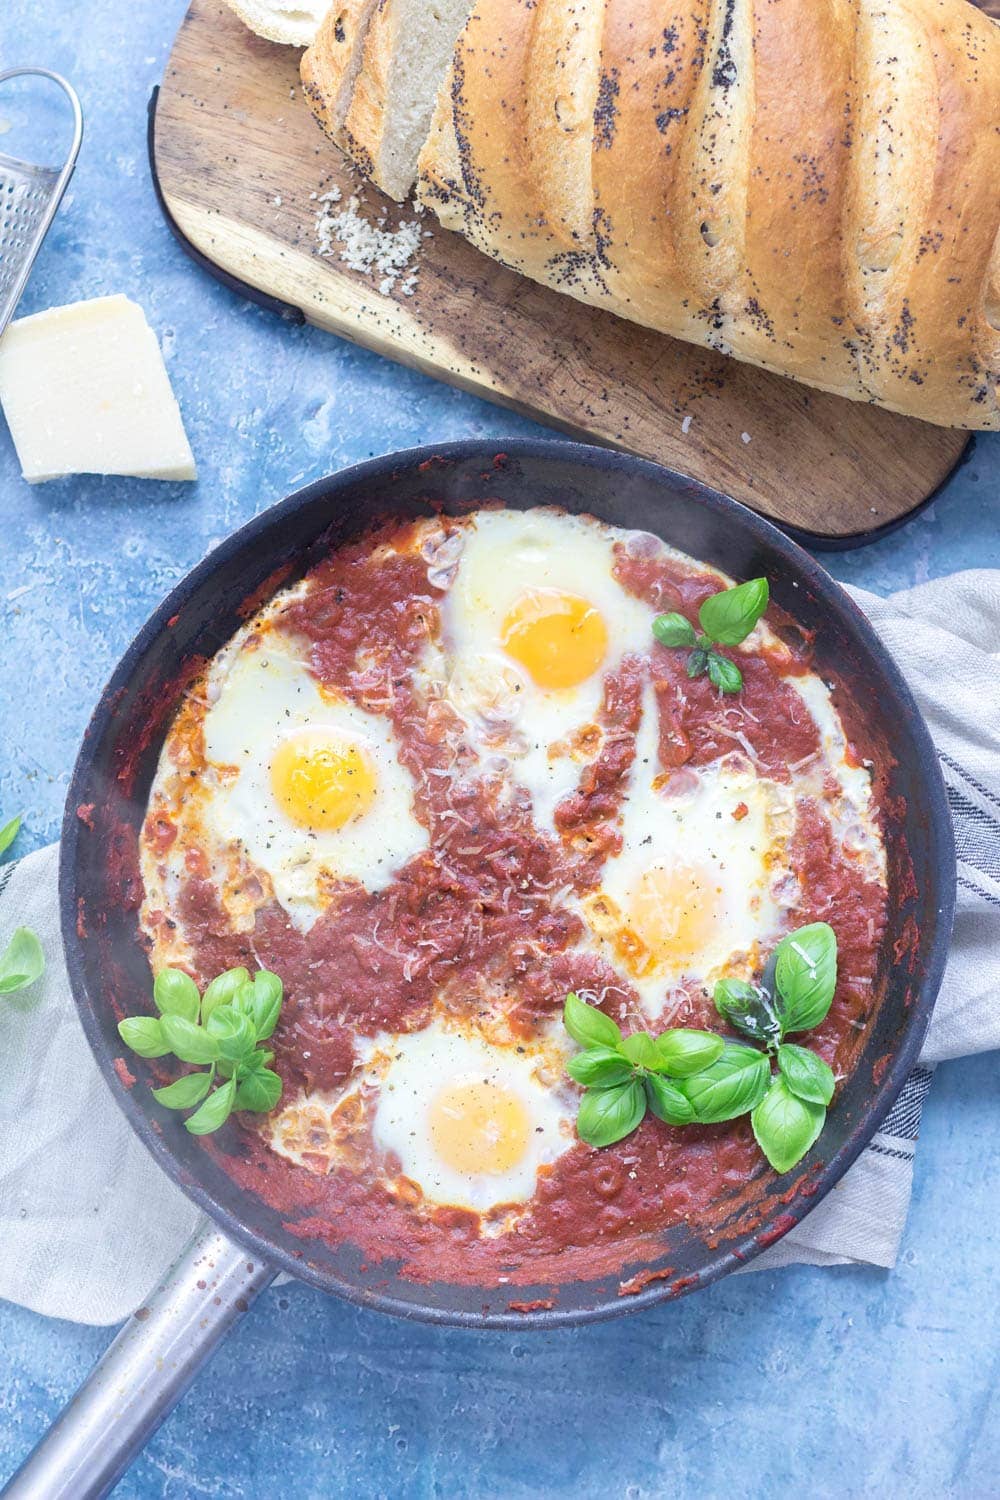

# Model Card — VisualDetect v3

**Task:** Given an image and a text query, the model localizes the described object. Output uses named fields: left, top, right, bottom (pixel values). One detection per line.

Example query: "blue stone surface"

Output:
left=1, top=2, right=998, bottom=1494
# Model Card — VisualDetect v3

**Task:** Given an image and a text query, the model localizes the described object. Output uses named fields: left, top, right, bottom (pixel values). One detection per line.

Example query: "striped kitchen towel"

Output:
left=0, top=572, right=996, bottom=1323
left=757, top=571, right=1000, bottom=1271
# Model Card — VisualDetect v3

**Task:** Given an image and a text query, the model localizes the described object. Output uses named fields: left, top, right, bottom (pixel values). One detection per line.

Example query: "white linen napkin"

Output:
left=0, top=573, right=997, bottom=1326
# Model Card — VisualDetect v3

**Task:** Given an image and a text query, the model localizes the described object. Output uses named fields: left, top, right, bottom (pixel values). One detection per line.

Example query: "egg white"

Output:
left=786, top=674, right=886, bottom=883
left=370, top=1023, right=576, bottom=1212
left=577, top=687, right=793, bottom=1017
left=199, top=635, right=428, bottom=927
left=269, top=1019, right=577, bottom=1214
left=432, top=509, right=655, bottom=831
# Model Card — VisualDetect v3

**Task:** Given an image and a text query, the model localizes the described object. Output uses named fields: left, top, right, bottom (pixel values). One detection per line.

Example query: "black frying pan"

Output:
left=4, top=439, right=955, bottom=1498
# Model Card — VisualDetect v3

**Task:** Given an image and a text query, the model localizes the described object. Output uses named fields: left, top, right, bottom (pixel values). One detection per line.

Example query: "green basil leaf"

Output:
left=184, top=1077, right=237, bottom=1136
left=0, top=814, right=22, bottom=859
left=232, top=980, right=258, bottom=1018
left=160, top=1014, right=221, bottom=1065
left=644, top=1074, right=697, bottom=1126
left=698, top=577, right=769, bottom=646
left=249, top=970, right=283, bottom=1041
left=234, top=1068, right=283, bottom=1113
left=706, top=652, right=743, bottom=694
left=620, top=1031, right=659, bottom=1069
left=153, top=968, right=201, bottom=1024
left=713, top=977, right=782, bottom=1048
left=774, top=922, right=838, bottom=1033
left=575, top=1080, right=646, bottom=1147
left=200, top=967, right=250, bottom=1024
left=0, top=926, right=45, bottom=993
left=751, top=1076, right=825, bottom=1173
left=686, top=648, right=709, bottom=679
left=566, top=1047, right=635, bottom=1087
left=152, top=1069, right=214, bottom=1110
left=118, top=1015, right=171, bottom=1058
left=563, top=992, right=623, bottom=1051
left=652, top=1029, right=726, bottom=1077
left=682, top=1044, right=771, bottom=1124
left=205, top=1004, right=258, bottom=1064
left=652, top=612, right=697, bottom=649
left=777, top=1044, right=835, bottom=1106
left=238, top=1048, right=274, bottom=1077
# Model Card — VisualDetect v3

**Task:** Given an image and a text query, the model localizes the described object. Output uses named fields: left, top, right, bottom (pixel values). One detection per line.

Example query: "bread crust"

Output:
left=590, top=0, right=714, bottom=347
left=301, top=0, right=381, bottom=148
left=525, top=0, right=606, bottom=251
left=418, top=0, right=1000, bottom=429
left=418, top=4, right=598, bottom=281
left=843, top=0, right=1000, bottom=423
left=341, top=0, right=394, bottom=181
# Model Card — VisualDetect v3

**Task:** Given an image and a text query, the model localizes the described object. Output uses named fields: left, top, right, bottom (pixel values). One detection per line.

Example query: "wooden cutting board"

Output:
left=153, top=0, right=973, bottom=543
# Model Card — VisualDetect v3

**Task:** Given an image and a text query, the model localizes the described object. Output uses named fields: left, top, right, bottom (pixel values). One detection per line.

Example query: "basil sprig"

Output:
left=0, top=814, right=45, bottom=996
left=564, top=921, right=840, bottom=1175
left=0, top=813, right=22, bottom=860
left=0, top=926, right=45, bottom=995
left=564, top=993, right=722, bottom=1144
left=118, top=966, right=284, bottom=1134
left=652, top=577, right=769, bottom=694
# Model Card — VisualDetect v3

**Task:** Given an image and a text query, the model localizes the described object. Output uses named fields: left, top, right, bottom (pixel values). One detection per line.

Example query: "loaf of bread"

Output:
left=306, top=0, right=1000, bottom=430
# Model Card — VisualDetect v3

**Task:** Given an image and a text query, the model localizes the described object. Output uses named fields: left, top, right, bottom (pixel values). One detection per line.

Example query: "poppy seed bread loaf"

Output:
left=306, top=0, right=1000, bottom=430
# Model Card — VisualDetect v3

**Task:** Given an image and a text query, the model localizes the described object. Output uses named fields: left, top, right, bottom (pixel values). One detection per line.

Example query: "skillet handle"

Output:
left=2, top=1225, right=276, bottom=1500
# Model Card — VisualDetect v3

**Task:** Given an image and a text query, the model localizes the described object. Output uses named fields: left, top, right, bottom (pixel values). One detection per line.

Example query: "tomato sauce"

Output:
left=150, top=514, right=889, bottom=1288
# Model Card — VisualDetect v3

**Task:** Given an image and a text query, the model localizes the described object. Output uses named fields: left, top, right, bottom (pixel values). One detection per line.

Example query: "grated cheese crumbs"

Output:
left=314, top=190, right=424, bottom=297
left=741, top=431, right=751, bottom=444
left=681, top=414, right=693, bottom=434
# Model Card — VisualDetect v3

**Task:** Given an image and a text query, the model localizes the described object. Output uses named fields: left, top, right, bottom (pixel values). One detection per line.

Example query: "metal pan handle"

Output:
left=1, top=1225, right=276, bottom=1500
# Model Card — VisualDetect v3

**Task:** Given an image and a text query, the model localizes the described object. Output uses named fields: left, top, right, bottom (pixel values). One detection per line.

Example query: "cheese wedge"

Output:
left=0, top=295, right=197, bottom=484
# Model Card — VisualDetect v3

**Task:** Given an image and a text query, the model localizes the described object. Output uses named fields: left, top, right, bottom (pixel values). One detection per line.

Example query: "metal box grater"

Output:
left=0, top=67, right=83, bottom=338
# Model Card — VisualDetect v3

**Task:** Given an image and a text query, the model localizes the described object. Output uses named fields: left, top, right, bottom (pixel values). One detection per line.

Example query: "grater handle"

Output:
left=0, top=68, right=83, bottom=339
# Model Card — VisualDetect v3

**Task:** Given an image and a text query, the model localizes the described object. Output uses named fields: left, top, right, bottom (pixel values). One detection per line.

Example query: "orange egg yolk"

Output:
left=628, top=861, right=723, bottom=969
left=501, top=589, right=608, bottom=690
left=270, top=730, right=376, bottom=831
left=429, top=1080, right=531, bottom=1176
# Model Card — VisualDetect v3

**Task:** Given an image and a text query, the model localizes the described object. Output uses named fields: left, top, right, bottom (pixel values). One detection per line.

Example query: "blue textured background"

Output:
left=2, top=3, right=998, bottom=1494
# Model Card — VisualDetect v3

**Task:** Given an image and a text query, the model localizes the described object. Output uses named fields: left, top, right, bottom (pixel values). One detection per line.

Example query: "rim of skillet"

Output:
left=59, top=437, right=957, bottom=1329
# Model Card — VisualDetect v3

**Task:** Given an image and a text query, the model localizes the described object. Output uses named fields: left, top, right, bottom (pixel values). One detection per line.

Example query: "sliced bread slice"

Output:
left=301, top=0, right=382, bottom=145
left=224, top=0, right=330, bottom=47
left=341, top=0, right=475, bottom=201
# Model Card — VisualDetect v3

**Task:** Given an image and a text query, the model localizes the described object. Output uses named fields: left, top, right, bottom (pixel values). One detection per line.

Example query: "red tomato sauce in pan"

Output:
left=139, top=512, right=889, bottom=1288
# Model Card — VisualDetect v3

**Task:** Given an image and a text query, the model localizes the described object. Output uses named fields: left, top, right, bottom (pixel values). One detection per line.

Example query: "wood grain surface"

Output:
left=153, top=0, right=975, bottom=540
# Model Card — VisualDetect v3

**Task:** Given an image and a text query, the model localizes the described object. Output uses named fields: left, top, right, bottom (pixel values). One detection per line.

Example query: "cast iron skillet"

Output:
left=6, top=439, right=954, bottom=1498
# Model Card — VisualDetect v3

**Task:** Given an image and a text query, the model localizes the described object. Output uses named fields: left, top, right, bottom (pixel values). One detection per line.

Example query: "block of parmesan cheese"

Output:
left=0, top=295, right=197, bottom=483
